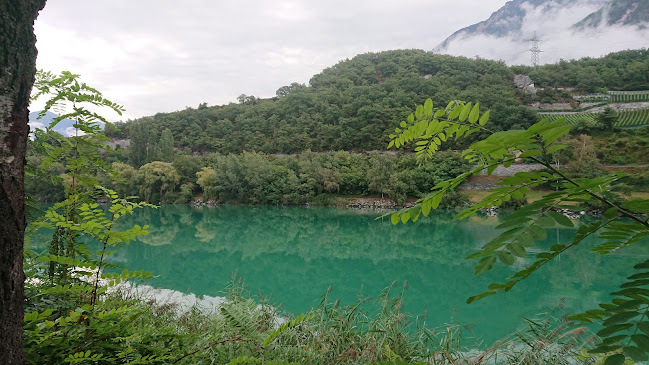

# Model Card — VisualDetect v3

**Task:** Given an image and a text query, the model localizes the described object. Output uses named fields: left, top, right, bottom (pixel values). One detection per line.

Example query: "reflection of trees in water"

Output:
left=109, top=205, right=649, bottom=344
left=194, top=208, right=222, bottom=243
left=157, top=206, right=478, bottom=263
left=134, top=207, right=180, bottom=246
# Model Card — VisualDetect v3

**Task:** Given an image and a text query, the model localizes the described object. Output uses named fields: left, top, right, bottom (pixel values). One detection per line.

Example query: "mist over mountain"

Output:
left=574, top=0, right=649, bottom=29
left=434, top=0, right=649, bottom=66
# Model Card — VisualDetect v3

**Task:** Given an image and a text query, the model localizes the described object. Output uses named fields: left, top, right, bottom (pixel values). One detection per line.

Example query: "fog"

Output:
left=436, top=1, right=649, bottom=66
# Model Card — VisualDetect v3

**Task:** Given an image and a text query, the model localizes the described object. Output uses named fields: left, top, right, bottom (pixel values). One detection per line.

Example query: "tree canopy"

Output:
left=106, top=49, right=649, bottom=156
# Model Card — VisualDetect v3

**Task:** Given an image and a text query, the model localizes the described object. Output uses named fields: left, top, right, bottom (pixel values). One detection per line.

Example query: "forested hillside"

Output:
left=29, top=49, right=649, bottom=205
left=107, top=49, right=649, bottom=155
left=106, top=50, right=527, bottom=154
left=513, top=48, right=649, bottom=91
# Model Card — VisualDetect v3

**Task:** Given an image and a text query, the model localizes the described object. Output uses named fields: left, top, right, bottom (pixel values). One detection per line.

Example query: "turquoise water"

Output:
left=75, top=205, right=649, bottom=344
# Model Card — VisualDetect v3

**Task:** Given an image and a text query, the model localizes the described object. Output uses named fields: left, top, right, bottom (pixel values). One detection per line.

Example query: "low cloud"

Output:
left=438, top=1, right=649, bottom=66
left=441, top=25, right=649, bottom=66
left=33, top=0, right=507, bottom=119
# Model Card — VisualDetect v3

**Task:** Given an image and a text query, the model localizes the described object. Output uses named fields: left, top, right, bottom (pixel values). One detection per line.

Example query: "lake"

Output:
left=57, top=205, right=649, bottom=345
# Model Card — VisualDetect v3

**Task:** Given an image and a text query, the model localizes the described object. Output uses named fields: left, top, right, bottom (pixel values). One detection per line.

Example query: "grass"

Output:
left=24, top=271, right=601, bottom=364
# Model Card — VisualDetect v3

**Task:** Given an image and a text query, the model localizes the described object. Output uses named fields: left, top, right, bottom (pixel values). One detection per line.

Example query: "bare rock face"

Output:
left=105, top=138, right=131, bottom=149
left=514, top=75, right=537, bottom=95
left=514, top=74, right=534, bottom=89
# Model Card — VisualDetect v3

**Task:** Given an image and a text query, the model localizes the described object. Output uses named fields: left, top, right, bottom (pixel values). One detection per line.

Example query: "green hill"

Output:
left=108, top=49, right=649, bottom=155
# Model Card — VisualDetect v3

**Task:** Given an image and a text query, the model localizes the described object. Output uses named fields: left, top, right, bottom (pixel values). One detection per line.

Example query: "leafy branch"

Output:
left=387, top=97, right=649, bottom=363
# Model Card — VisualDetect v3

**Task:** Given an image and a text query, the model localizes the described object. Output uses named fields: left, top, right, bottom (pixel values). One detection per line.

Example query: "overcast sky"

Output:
left=33, top=0, right=509, bottom=120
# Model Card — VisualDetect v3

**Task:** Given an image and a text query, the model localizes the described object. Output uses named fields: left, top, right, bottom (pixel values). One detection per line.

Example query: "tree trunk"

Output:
left=0, top=1, right=46, bottom=363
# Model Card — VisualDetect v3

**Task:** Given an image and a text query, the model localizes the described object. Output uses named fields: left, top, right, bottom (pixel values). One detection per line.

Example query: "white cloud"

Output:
left=64, top=127, right=84, bottom=138
left=34, top=1, right=565, bottom=119
left=29, top=121, right=45, bottom=131
left=438, top=1, right=649, bottom=66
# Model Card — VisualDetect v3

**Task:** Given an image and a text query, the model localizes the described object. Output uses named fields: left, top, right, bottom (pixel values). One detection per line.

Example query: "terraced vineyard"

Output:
left=618, top=108, right=649, bottom=127
left=540, top=108, right=649, bottom=128
left=539, top=113, right=598, bottom=126
left=610, top=91, right=649, bottom=103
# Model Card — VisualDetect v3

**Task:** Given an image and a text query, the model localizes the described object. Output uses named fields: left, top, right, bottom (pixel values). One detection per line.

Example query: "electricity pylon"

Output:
left=528, top=31, right=542, bottom=68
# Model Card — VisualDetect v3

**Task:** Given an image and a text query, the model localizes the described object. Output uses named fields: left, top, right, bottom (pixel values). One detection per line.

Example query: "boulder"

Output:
left=514, top=74, right=534, bottom=89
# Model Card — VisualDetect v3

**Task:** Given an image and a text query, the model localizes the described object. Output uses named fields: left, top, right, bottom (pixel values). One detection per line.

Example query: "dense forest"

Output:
left=29, top=48, right=649, bottom=205
left=106, top=49, right=649, bottom=154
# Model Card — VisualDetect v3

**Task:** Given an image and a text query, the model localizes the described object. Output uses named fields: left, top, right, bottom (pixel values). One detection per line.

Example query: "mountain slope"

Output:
left=29, top=111, right=104, bottom=137
left=574, top=0, right=649, bottom=29
left=434, top=0, right=649, bottom=65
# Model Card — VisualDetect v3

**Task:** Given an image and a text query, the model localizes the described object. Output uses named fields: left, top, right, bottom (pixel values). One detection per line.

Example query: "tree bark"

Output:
left=0, top=1, right=46, bottom=363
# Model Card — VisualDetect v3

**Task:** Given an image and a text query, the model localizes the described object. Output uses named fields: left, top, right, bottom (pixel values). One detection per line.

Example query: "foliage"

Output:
left=597, top=107, right=618, bottom=132
left=193, top=151, right=469, bottom=206
left=26, top=72, right=159, bottom=363
left=512, top=49, right=649, bottom=91
left=108, top=50, right=532, bottom=154
left=159, top=128, right=175, bottom=162
left=101, top=49, right=649, bottom=156
left=23, top=272, right=602, bottom=364
left=479, top=310, right=595, bottom=364
left=137, top=161, right=180, bottom=203
left=196, top=167, right=218, bottom=200
left=387, top=97, right=649, bottom=363
left=568, top=258, right=649, bottom=363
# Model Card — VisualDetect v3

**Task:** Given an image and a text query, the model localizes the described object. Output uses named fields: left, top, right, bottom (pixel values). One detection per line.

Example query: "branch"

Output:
left=530, top=156, right=649, bottom=228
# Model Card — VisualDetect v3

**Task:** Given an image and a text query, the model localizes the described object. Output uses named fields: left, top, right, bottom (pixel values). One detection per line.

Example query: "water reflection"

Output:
left=106, top=205, right=648, bottom=345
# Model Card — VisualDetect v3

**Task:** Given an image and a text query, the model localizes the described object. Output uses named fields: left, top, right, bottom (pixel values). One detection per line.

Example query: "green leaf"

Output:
left=474, top=256, right=496, bottom=275
left=422, top=199, right=432, bottom=216
left=424, top=99, right=433, bottom=117
left=602, top=334, right=629, bottom=344
left=400, top=211, right=410, bottom=224
left=390, top=213, right=399, bottom=225
left=603, top=354, right=625, bottom=365
left=498, top=251, right=515, bottom=265
left=466, top=291, right=496, bottom=304
left=459, top=102, right=472, bottom=122
left=624, top=346, right=649, bottom=361
left=507, top=242, right=527, bottom=258
left=541, top=125, right=571, bottom=145
left=598, top=323, right=633, bottom=337
left=638, top=322, right=649, bottom=336
left=546, top=211, right=574, bottom=227
left=415, top=105, right=423, bottom=120
left=468, top=103, right=480, bottom=124
left=622, top=199, right=649, bottom=213
left=603, top=311, right=641, bottom=326
left=518, top=150, right=541, bottom=159
left=528, top=225, right=547, bottom=240
left=479, top=110, right=490, bottom=126
left=536, top=216, right=555, bottom=228
left=632, top=334, right=649, bottom=351
left=448, top=104, right=462, bottom=120
left=546, top=144, right=567, bottom=154
left=612, top=288, right=649, bottom=297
